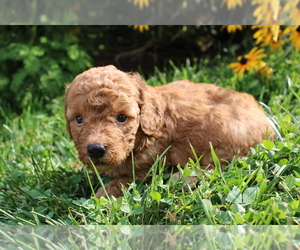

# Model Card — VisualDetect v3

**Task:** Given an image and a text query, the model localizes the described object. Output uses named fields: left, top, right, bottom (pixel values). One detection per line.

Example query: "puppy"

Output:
left=64, top=65, right=275, bottom=198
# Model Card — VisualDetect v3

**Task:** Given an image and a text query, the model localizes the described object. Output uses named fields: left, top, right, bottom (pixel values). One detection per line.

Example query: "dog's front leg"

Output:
left=95, top=176, right=133, bottom=198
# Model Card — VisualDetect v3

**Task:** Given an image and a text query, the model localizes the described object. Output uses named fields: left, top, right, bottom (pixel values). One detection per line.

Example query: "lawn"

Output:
left=0, top=53, right=299, bottom=247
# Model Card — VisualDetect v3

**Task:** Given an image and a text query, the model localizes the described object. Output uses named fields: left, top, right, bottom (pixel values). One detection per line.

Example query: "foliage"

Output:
left=0, top=26, right=92, bottom=114
left=2, top=25, right=299, bottom=117
left=2, top=25, right=299, bottom=116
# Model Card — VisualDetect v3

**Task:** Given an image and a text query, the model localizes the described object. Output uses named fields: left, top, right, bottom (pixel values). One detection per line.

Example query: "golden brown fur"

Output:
left=65, top=65, right=275, bottom=198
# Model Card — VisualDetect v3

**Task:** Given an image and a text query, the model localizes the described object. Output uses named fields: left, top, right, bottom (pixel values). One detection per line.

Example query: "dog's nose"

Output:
left=87, top=144, right=107, bottom=158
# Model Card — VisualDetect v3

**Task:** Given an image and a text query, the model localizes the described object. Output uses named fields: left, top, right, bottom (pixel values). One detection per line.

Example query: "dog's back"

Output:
left=155, top=80, right=275, bottom=166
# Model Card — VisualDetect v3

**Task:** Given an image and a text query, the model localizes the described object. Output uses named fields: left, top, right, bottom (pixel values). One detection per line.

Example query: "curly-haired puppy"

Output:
left=65, top=65, right=275, bottom=198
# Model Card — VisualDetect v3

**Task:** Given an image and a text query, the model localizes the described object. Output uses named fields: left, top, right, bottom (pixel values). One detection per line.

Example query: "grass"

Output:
left=0, top=50, right=299, bottom=229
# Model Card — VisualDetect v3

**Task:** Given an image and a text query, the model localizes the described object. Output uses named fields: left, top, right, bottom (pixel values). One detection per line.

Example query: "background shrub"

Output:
left=0, top=26, right=92, bottom=114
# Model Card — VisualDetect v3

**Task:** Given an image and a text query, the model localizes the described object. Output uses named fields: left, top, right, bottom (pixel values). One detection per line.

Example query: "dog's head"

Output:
left=64, top=65, right=164, bottom=172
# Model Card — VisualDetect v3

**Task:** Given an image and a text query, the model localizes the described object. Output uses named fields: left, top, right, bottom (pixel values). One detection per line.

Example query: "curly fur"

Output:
left=65, top=65, right=275, bottom=198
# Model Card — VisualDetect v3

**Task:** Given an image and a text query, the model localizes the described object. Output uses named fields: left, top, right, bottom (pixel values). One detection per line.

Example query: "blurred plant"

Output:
left=221, top=25, right=243, bottom=33
left=0, top=26, right=92, bottom=113
left=128, top=0, right=154, bottom=9
left=252, top=0, right=280, bottom=24
left=220, top=0, right=299, bottom=25
left=131, top=25, right=151, bottom=32
left=283, top=0, right=300, bottom=24
left=252, top=25, right=284, bottom=50
left=287, top=25, right=300, bottom=51
left=221, top=0, right=244, bottom=10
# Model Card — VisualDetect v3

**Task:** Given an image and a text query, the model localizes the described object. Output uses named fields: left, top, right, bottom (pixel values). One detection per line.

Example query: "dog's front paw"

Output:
left=95, top=187, right=107, bottom=198
left=95, top=177, right=132, bottom=198
left=171, top=171, right=199, bottom=189
left=95, top=186, right=123, bottom=198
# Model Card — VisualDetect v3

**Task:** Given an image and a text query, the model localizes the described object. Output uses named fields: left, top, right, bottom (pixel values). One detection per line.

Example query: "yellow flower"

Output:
left=252, top=25, right=284, bottom=50
left=252, top=25, right=265, bottom=44
left=283, top=0, right=300, bottom=24
left=290, top=8, right=300, bottom=24
left=282, top=25, right=298, bottom=35
left=128, top=0, right=154, bottom=9
left=268, top=37, right=284, bottom=50
left=229, top=58, right=252, bottom=77
left=252, top=0, right=280, bottom=24
left=257, top=61, right=273, bottom=77
left=221, top=25, right=243, bottom=33
left=222, top=0, right=244, bottom=10
left=289, top=26, right=300, bottom=51
left=229, top=47, right=267, bottom=77
left=131, top=25, right=151, bottom=32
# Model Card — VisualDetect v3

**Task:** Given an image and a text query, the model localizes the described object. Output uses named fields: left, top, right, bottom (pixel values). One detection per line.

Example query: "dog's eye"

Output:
left=116, top=114, right=127, bottom=123
left=75, top=116, right=83, bottom=124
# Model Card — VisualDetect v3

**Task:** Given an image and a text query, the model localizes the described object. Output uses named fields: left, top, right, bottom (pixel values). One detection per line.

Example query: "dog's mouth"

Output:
left=88, top=158, right=114, bottom=172
left=89, top=158, right=108, bottom=167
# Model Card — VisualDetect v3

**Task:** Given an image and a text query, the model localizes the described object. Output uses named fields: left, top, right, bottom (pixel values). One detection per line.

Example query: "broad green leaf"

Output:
left=216, top=211, right=235, bottom=224
left=234, top=213, right=245, bottom=224
left=262, top=140, right=275, bottom=150
left=120, top=225, right=131, bottom=235
left=288, top=200, right=300, bottom=213
left=284, top=176, right=296, bottom=189
left=226, top=186, right=242, bottom=204
left=232, top=203, right=246, bottom=215
left=242, top=186, right=258, bottom=205
left=150, top=192, right=161, bottom=202
left=132, top=206, right=144, bottom=215
left=120, top=204, right=131, bottom=213
left=161, top=198, right=173, bottom=205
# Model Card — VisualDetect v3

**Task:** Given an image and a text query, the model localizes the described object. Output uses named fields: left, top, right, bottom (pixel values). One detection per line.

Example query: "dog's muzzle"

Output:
left=87, top=143, right=107, bottom=159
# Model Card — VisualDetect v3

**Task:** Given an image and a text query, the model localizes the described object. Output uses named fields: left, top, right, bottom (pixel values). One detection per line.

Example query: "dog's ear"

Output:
left=127, top=72, right=164, bottom=136
left=138, top=80, right=164, bottom=136
left=64, top=84, right=73, bottom=139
